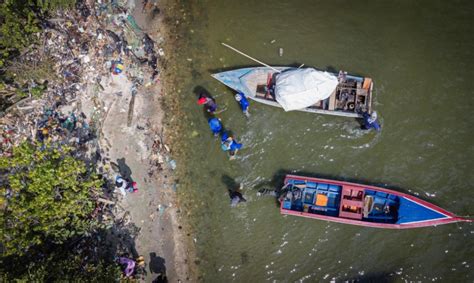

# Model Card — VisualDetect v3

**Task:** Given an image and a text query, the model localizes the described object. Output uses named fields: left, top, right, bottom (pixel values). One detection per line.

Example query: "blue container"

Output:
left=282, top=200, right=292, bottom=209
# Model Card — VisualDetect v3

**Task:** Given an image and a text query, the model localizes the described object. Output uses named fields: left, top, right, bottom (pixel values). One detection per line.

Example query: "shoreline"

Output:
left=99, top=0, right=198, bottom=281
left=157, top=1, right=201, bottom=280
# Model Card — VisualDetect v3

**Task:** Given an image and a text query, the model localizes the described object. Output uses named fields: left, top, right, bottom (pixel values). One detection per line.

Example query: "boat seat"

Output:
left=306, top=182, right=317, bottom=188
left=317, top=183, right=328, bottom=191
left=371, top=198, right=387, bottom=214
left=304, top=192, right=315, bottom=204
left=376, top=191, right=388, bottom=198
left=327, top=193, right=339, bottom=208
left=388, top=194, right=399, bottom=201
left=328, top=185, right=341, bottom=193
left=373, top=197, right=387, bottom=206
left=365, top=189, right=376, bottom=195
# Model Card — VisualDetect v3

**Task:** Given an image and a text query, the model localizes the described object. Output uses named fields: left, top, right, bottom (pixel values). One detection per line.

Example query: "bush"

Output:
left=0, top=0, right=75, bottom=67
left=0, top=142, right=102, bottom=256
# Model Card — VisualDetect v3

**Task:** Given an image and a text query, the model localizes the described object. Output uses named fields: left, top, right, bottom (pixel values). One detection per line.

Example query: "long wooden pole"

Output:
left=221, top=43, right=281, bottom=73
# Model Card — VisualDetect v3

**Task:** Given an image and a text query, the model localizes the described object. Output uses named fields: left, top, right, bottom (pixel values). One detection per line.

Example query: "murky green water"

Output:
left=170, top=1, right=473, bottom=281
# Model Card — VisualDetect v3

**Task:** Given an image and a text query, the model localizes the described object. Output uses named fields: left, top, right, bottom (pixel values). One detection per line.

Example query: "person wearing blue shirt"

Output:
left=234, top=92, right=250, bottom=117
left=208, top=117, right=222, bottom=136
left=362, top=111, right=381, bottom=132
left=220, top=131, right=243, bottom=160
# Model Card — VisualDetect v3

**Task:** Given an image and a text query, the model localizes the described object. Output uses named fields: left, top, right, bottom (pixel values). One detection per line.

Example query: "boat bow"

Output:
left=211, top=68, right=255, bottom=95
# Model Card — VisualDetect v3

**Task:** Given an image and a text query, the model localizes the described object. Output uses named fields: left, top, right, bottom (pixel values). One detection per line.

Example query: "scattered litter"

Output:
left=112, top=60, right=124, bottom=75
left=0, top=0, right=171, bottom=270
left=169, top=159, right=177, bottom=170
left=158, top=204, right=167, bottom=215
left=158, top=48, right=165, bottom=56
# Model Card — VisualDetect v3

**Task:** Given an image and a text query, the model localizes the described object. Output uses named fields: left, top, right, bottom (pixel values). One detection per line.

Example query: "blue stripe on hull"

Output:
left=397, top=197, right=448, bottom=224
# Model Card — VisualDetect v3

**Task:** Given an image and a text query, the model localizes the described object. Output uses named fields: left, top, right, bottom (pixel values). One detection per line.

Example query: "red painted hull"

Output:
left=280, top=175, right=471, bottom=229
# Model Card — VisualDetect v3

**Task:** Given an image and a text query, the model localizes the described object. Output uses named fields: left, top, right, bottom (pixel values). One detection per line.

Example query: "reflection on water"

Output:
left=170, top=0, right=474, bottom=281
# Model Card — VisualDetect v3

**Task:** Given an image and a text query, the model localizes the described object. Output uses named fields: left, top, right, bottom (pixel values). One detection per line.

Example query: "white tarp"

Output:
left=275, top=68, right=338, bottom=111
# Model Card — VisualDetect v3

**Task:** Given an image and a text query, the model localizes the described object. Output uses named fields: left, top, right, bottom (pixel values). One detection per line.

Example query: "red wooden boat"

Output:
left=279, top=175, right=471, bottom=229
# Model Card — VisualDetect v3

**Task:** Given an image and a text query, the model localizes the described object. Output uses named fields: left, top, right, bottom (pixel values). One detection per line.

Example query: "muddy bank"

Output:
left=98, top=0, right=198, bottom=281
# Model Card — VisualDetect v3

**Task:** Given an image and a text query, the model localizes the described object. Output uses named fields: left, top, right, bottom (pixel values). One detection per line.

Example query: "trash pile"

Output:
left=0, top=0, right=163, bottom=157
left=1, top=1, right=178, bottom=279
left=0, top=0, right=168, bottom=263
left=148, top=130, right=172, bottom=177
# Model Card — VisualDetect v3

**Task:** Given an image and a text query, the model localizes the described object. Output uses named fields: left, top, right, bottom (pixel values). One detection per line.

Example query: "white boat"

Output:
left=212, top=66, right=374, bottom=118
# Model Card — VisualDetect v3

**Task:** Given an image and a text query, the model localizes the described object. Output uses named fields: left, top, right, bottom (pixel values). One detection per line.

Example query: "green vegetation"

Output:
left=0, top=142, right=101, bottom=256
left=0, top=142, right=119, bottom=281
left=0, top=0, right=75, bottom=101
left=0, top=1, right=40, bottom=68
left=0, top=0, right=76, bottom=67
left=3, top=245, right=121, bottom=281
left=0, top=2, right=123, bottom=280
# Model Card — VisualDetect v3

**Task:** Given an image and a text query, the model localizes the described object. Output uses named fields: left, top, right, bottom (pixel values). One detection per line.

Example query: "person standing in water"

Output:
left=362, top=111, right=381, bottom=132
left=208, top=117, right=223, bottom=136
left=234, top=92, right=250, bottom=117
left=220, top=131, right=243, bottom=160
left=230, top=190, right=246, bottom=206
left=197, top=93, right=218, bottom=114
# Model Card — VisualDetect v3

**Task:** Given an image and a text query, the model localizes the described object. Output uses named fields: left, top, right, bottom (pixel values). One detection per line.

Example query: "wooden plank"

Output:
left=328, top=92, right=336, bottom=110
left=127, top=94, right=135, bottom=127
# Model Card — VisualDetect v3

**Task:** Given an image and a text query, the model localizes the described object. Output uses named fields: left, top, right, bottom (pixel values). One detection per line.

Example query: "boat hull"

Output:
left=280, top=175, right=471, bottom=229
